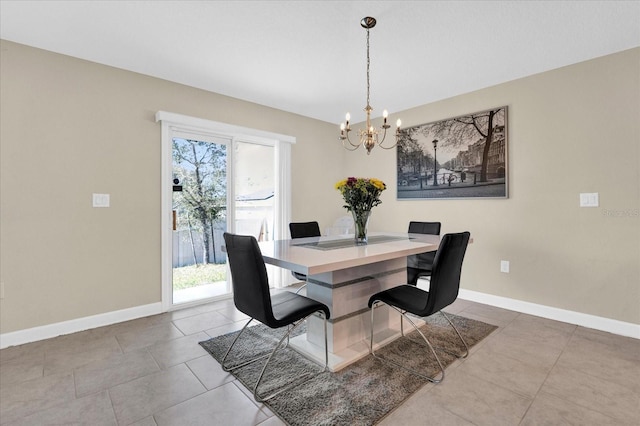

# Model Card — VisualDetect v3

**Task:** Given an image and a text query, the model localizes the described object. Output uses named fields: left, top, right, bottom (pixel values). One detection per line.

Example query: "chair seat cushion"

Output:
left=269, top=291, right=330, bottom=328
left=368, top=285, right=428, bottom=316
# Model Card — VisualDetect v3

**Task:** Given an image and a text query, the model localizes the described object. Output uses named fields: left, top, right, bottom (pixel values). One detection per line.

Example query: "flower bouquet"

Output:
left=335, top=177, right=386, bottom=244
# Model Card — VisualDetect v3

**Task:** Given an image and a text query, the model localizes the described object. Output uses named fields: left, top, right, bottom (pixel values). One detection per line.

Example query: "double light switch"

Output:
left=579, top=193, right=599, bottom=207
left=92, top=193, right=110, bottom=208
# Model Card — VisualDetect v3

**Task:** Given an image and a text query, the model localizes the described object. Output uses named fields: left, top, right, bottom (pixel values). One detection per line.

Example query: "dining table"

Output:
left=258, top=231, right=441, bottom=371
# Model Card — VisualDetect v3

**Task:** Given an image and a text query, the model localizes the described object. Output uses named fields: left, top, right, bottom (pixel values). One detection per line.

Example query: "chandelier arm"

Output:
left=347, top=132, right=360, bottom=149
left=378, top=127, right=387, bottom=146
left=342, top=137, right=361, bottom=151
left=342, top=132, right=360, bottom=151
left=377, top=127, right=401, bottom=150
left=376, top=140, right=400, bottom=150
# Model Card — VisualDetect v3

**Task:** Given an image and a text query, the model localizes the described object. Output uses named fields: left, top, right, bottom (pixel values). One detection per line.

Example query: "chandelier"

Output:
left=339, top=17, right=402, bottom=155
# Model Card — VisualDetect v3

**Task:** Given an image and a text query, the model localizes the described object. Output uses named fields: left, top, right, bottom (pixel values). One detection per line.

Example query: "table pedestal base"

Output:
left=289, top=309, right=427, bottom=371
left=287, top=257, right=424, bottom=371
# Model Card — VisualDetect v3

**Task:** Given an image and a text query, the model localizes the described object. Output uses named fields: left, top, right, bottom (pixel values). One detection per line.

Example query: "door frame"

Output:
left=156, top=111, right=295, bottom=312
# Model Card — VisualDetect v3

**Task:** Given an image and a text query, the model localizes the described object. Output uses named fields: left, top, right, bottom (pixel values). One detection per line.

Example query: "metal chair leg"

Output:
left=401, top=311, right=469, bottom=359
left=221, top=318, right=271, bottom=372
left=253, top=311, right=329, bottom=402
left=440, top=311, right=469, bottom=359
left=370, top=301, right=446, bottom=384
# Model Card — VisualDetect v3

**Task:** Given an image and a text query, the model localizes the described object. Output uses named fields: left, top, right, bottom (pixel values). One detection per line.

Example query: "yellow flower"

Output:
left=335, top=179, right=348, bottom=190
left=370, top=178, right=386, bottom=191
left=335, top=177, right=386, bottom=213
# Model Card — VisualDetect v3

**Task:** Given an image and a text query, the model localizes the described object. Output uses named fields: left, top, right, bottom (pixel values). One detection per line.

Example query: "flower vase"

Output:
left=352, top=210, right=371, bottom=245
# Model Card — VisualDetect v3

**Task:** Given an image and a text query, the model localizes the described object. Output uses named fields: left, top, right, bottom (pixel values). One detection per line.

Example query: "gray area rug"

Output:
left=199, top=313, right=497, bottom=426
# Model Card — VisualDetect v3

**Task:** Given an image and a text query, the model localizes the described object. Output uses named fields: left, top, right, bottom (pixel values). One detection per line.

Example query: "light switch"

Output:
left=579, top=193, right=599, bottom=207
left=93, top=193, right=110, bottom=208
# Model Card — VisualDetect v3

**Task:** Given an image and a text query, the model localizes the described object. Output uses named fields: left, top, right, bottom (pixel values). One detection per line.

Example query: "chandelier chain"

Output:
left=366, top=28, right=370, bottom=109
left=338, top=16, right=401, bottom=154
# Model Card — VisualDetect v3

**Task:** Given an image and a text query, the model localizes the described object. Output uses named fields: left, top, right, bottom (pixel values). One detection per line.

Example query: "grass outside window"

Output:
left=173, top=264, right=226, bottom=290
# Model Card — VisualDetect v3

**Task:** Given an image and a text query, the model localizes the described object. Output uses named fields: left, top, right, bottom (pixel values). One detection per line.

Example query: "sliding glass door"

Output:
left=233, top=141, right=275, bottom=243
left=172, top=135, right=230, bottom=305
left=157, top=111, right=291, bottom=310
left=170, top=135, right=277, bottom=306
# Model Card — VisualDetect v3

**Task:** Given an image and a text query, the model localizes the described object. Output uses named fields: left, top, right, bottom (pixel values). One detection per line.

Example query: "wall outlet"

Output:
left=579, top=192, right=599, bottom=207
left=93, top=193, right=110, bottom=208
left=500, top=260, right=510, bottom=273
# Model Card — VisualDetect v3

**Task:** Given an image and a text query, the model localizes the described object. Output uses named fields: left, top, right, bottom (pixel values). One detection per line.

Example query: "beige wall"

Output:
left=1, top=40, right=638, bottom=335
left=350, top=47, right=640, bottom=325
left=0, top=40, right=342, bottom=334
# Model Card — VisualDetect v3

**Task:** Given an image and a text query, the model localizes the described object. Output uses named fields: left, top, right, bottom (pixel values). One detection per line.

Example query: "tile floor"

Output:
left=1, top=294, right=639, bottom=425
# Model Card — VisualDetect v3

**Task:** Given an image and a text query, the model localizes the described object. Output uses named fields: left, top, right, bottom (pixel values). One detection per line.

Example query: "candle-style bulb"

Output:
left=383, top=109, right=388, bottom=118
left=340, top=123, right=345, bottom=131
left=396, top=119, right=402, bottom=128
left=345, top=113, right=351, bottom=122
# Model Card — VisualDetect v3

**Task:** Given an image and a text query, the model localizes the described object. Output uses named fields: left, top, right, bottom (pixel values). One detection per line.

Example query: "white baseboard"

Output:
left=2, top=290, right=639, bottom=349
left=458, top=289, right=640, bottom=339
left=0, top=302, right=163, bottom=349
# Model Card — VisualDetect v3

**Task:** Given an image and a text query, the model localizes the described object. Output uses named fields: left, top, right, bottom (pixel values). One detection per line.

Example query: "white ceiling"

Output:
left=1, top=1, right=639, bottom=124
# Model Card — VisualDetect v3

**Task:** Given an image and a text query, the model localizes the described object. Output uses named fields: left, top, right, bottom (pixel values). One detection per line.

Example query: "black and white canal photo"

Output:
left=397, top=107, right=508, bottom=199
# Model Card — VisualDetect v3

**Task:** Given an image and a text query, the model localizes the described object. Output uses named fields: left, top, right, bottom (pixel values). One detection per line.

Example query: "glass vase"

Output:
left=352, top=210, right=371, bottom=245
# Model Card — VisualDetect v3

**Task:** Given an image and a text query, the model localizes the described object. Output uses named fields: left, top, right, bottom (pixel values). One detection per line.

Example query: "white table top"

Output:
left=258, top=232, right=441, bottom=275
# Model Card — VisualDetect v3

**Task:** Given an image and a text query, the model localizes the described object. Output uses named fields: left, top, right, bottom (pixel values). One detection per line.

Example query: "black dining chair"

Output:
left=222, top=232, right=330, bottom=402
left=407, top=221, right=442, bottom=285
left=368, top=231, right=471, bottom=383
left=289, top=221, right=321, bottom=293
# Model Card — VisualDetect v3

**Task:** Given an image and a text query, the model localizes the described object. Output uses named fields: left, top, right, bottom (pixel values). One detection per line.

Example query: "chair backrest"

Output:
left=422, top=232, right=471, bottom=315
left=408, top=221, right=441, bottom=235
left=223, top=232, right=274, bottom=324
left=289, top=221, right=321, bottom=239
left=407, top=221, right=442, bottom=269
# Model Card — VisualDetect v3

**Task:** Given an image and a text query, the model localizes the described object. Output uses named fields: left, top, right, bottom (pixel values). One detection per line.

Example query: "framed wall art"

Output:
left=397, top=106, right=508, bottom=200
